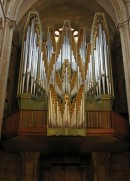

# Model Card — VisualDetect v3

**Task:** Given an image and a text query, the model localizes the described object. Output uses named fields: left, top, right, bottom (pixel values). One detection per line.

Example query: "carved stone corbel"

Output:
left=0, top=17, right=4, bottom=29
left=9, top=19, right=16, bottom=29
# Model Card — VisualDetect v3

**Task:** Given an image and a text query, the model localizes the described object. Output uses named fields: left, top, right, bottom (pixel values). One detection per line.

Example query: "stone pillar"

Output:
left=119, top=22, right=130, bottom=123
left=0, top=18, right=14, bottom=138
left=21, top=152, right=40, bottom=181
left=0, top=151, right=6, bottom=181
left=124, top=0, right=130, bottom=18
left=0, top=18, right=4, bottom=51
left=125, top=152, right=130, bottom=180
left=91, top=153, right=110, bottom=181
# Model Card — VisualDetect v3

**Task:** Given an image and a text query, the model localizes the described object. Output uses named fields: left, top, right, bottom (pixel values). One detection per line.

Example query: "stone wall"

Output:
left=109, top=153, right=129, bottom=181
left=112, top=31, right=128, bottom=116
left=0, top=151, right=130, bottom=181
left=3, top=30, right=20, bottom=117
left=0, top=151, right=22, bottom=181
left=91, top=152, right=130, bottom=181
left=39, top=156, right=91, bottom=181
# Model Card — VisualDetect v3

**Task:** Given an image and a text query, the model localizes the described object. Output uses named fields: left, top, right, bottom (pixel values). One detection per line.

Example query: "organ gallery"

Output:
left=1, top=1, right=130, bottom=181
left=17, top=12, right=114, bottom=136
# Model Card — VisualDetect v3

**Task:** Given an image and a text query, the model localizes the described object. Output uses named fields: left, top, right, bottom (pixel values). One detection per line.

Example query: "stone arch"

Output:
left=110, top=0, right=128, bottom=22
left=7, top=0, right=128, bottom=25
left=6, top=0, right=36, bottom=21
left=5, top=0, right=22, bottom=19
left=96, top=0, right=128, bottom=24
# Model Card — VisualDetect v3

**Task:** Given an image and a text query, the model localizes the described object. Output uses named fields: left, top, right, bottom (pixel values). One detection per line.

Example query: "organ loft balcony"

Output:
left=1, top=12, right=130, bottom=153
left=2, top=94, right=130, bottom=153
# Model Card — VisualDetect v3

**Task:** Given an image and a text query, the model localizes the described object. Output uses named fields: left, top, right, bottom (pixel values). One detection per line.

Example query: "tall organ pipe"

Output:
left=18, top=13, right=45, bottom=96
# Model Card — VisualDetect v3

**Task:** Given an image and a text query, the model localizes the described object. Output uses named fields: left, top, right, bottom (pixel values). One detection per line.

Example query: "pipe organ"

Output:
left=85, top=14, right=114, bottom=98
left=47, top=20, right=86, bottom=135
left=17, top=12, right=47, bottom=96
left=17, top=12, right=114, bottom=136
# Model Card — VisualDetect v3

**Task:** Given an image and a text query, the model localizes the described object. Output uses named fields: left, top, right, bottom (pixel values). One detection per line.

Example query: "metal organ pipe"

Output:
left=21, top=41, right=26, bottom=94
left=27, top=19, right=35, bottom=73
left=47, top=31, right=53, bottom=63
left=33, top=47, right=39, bottom=94
left=85, top=15, right=113, bottom=98
left=18, top=13, right=46, bottom=96
left=18, top=13, right=114, bottom=133
left=21, top=26, right=30, bottom=93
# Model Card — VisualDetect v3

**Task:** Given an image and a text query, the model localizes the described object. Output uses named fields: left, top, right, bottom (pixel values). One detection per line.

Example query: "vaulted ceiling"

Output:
left=17, top=0, right=116, bottom=44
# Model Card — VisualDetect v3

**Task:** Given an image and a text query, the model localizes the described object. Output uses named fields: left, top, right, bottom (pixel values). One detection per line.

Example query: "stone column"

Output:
left=0, top=18, right=14, bottom=138
left=125, top=152, right=130, bottom=180
left=124, top=0, right=130, bottom=18
left=0, top=18, right=4, bottom=51
left=119, top=22, right=130, bottom=123
left=91, top=153, right=110, bottom=181
left=0, top=151, right=6, bottom=181
left=21, top=152, right=40, bottom=181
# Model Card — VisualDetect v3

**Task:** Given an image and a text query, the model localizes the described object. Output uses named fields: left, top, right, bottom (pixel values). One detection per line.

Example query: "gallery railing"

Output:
left=2, top=110, right=130, bottom=139
left=86, top=111, right=113, bottom=129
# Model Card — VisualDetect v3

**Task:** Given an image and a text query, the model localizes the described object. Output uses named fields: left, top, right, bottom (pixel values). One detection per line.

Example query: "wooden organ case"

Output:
left=17, top=12, right=114, bottom=136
